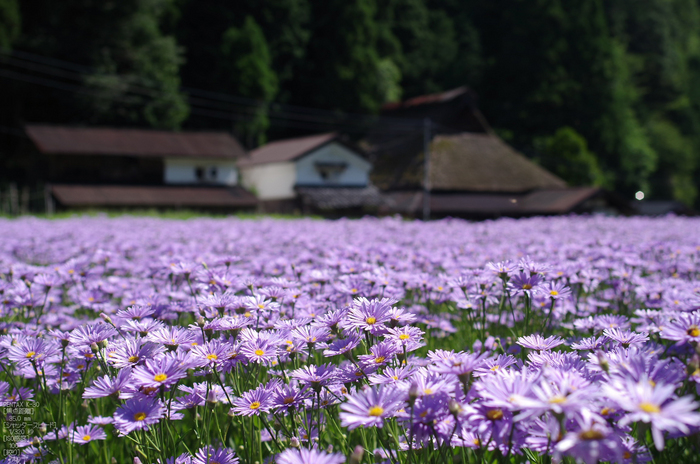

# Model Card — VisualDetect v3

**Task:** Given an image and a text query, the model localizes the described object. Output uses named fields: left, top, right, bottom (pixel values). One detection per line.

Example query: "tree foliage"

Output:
left=0, top=0, right=19, bottom=50
left=5, top=0, right=700, bottom=205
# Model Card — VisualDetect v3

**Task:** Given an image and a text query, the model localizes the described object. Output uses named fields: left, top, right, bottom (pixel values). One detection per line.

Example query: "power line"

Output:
left=1, top=49, right=434, bottom=132
left=0, top=66, right=403, bottom=135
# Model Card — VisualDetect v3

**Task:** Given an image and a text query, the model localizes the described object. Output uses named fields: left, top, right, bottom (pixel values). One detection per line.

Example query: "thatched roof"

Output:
left=429, top=133, right=566, bottom=192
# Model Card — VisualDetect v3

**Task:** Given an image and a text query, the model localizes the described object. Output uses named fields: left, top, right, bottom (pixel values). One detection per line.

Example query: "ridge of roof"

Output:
left=381, top=86, right=471, bottom=111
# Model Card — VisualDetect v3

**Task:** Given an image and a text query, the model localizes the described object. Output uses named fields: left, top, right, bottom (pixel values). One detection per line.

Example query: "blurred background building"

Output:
left=1, top=1, right=697, bottom=216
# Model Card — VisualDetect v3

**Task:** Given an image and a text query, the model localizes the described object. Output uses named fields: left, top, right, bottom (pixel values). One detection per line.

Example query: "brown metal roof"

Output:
left=237, top=133, right=338, bottom=167
left=51, top=185, right=257, bottom=207
left=429, top=133, right=567, bottom=192
left=26, top=125, right=246, bottom=159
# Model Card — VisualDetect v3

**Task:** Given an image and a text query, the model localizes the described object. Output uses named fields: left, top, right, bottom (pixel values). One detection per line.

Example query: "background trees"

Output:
left=3, top=0, right=700, bottom=205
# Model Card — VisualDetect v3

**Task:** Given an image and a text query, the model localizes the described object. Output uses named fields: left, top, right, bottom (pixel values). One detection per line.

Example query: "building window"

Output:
left=195, top=167, right=205, bottom=181
left=314, top=162, right=347, bottom=182
left=209, top=166, right=218, bottom=181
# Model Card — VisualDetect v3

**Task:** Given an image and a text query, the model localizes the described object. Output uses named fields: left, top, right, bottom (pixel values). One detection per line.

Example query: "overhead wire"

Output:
left=1, top=50, right=443, bottom=135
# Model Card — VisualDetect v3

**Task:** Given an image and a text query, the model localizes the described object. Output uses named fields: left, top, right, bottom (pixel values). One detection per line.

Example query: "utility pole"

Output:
left=422, top=118, right=431, bottom=221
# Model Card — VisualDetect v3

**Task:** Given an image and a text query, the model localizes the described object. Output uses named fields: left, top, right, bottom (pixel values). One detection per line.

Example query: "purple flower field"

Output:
left=2, top=215, right=700, bottom=464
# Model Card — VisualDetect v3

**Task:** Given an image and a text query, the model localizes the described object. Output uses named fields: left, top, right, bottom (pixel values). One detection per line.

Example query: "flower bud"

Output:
left=289, top=436, right=301, bottom=448
left=206, top=390, right=218, bottom=410
left=349, top=445, right=364, bottom=464
left=90, top=342, right=99, bottom=354
left=408, top=381, right=420, bottom=406
left=449, top=399, right=464, bottom=419
left=100, top=313, right=113, bottom=325
left=596, top=350, right=609, bottom=373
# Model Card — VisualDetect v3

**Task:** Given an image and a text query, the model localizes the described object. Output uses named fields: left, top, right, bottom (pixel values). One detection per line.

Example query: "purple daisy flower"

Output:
left=70, top=424, right=107, bottom=445
left=83, top=368, right=134, bottom=399
left=555, top=409, right=623, bottom=464
left=113, top=397, right=165, bottom=435
left=358, top=340, right=400, bottom=368
left=276, top=448, right=345, bottom=464
left=507, top=272, right=543, bottom=296
left=603, top=378, right=700, bottom=450
left=230, top=384, right=275, bottom=416
left=132, top=357, right=187, bottom=389
left=661, top=311, right=700, bottom=345
left=272, top=383, right=311, bottom=413
left=192, top=445, right=239, bottom=464
left=344, top=297, right=396, bottom=335
left=517, top=334, right=565, bottom=351
left=323, top=333, right=361, bottom=357
left=603, top=328, right=649, bottom=348
left=384, top=326, right=425, bottom=352
left=340, top=386, right=405, bottom=429
left=543, top=280, right=572, bottom=300
left=239, top=337, right=278, bottom=366
left=290, top=364, right=337, bottom=392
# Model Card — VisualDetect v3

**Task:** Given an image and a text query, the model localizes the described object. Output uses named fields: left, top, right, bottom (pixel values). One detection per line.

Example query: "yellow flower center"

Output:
left=374, top=356, right=386, bottom=364
left=687, top=326, right=700, bottom=337
left=206, top=354, right=218, bottom=360
left=490, top=365, right=500, bottom=371
left=486, top=409, right=504, bottom=421
left=249, top=401, right=261, bottom=410
left=600, top=407, right=615, bottom=416
left=623, top=451, right=632, bottom=459
left=25, top=351, right=36, bottom=358
left=258, top=304, right=265, bottom=309
left=351, top=288, right=358, bottom=293
left=550, top=290, right=558, bottom=296
left=154, top=373, right=168, bottom=382
left=283, top=397, right=295, bottom=404
left=82, top=435, right=91, bottom=441
left=255, top=349, right=264, bottom=356
left=368, top=406, right=384, bottom=416
left=399, top=334, right=410, bottom=340
left=522, top=284, right=532, bottom=290
left=366, top=317, right=376, bottom=325
left=424, top=388, right=433, bottom=395
left=128, top=356, right=139, bottom=363
left=639, top=402, right=660, bottom=413
left=549, top=395, right=567, bottom=404
left=133, top=412, right=147, bottom=421
left=579, top=429, right=605, bottom=440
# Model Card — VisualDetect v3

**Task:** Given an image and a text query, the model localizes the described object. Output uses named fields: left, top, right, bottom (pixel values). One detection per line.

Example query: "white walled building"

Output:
left=26, top=125, right=256, bottom=210
left=238, top=133, right=372, bottom=201
left=164, top=158, right=239, bottom=186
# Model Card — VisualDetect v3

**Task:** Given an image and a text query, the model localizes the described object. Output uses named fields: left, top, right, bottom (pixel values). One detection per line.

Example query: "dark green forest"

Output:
left=2, top=0, right=700, bottom=204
